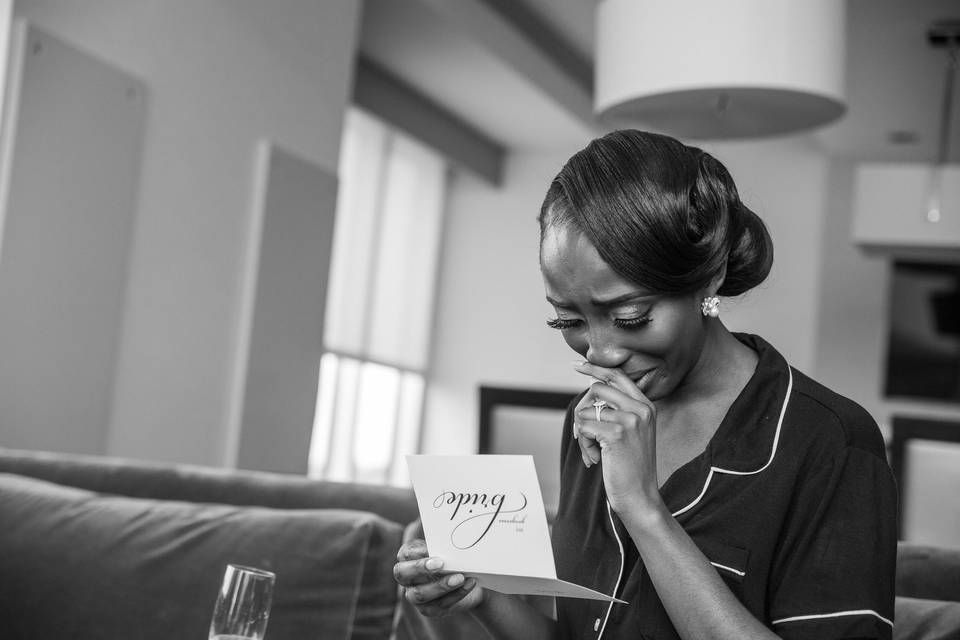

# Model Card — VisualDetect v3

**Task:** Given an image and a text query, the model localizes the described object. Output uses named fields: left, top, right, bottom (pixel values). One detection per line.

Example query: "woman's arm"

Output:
left=620, top=501, right=779, bottom=640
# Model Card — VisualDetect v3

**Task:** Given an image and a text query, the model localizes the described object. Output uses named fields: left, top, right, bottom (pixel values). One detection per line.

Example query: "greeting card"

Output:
left=407, top=454, right=624, bottom=602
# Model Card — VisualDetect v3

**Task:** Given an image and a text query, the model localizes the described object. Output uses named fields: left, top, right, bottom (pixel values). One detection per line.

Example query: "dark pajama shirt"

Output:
left=551, top=334, right=897, bottom=640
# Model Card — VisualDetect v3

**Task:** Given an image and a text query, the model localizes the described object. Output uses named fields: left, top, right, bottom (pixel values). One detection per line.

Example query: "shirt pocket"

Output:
left=696, top=538, right=750, bottom=597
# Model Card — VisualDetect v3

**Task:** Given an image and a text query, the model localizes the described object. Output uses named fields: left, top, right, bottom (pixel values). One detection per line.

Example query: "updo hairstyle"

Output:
left=539, top=130, right=773, bottom=297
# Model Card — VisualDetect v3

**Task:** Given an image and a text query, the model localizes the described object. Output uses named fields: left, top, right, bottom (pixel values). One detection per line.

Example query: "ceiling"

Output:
left=359, top=0, right=960, bottom=162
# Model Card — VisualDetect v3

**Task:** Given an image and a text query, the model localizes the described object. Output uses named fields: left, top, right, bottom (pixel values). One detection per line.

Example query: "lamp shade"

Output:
left=595, top=0, right=847, bottom=139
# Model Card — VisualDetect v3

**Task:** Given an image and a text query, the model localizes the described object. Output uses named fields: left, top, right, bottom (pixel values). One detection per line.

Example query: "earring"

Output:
left=701, top=296, right=720, bottom=318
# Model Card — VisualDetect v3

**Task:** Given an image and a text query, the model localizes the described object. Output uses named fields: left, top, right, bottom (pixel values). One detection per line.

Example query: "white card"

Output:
left=406, top=454, right=625, bottom=602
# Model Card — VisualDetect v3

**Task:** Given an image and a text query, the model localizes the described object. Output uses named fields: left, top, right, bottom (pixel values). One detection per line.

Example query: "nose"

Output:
left=585, top=328, right=631, bottom=369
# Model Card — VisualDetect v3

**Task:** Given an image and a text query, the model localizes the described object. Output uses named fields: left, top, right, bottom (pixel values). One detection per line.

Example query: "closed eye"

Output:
left=546, top=317, right=581, bottom=330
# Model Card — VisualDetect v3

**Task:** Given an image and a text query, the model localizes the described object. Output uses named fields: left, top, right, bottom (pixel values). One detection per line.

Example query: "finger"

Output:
left=576, top=419, right=613, bottom=451
left=393, top=555, right=446, bottom=587
left=572, top=388, right=603, bottom=442
left=579, top=437, right=601, bottom=466
left=578, top=384, right=654, bottom=426
left=577, top=423, right=602, bottom=465
left=580, top=447, right=591, bottom=467
left=590, top=378, right=646, bottom=409
left=417, top=578, right=478, bottom=616
left=405, top=573, right=467, bottom=605
left=574, top=384, right=615, bottom=426
left=583, top=440, right=601, bottom=464
left=573, top=404, right=600, bottom=467
left=397, top=539, right=428, bottom=562
left=575, top=362, right=648, bottom=402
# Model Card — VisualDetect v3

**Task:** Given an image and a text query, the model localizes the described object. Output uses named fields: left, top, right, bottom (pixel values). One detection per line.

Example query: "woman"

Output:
left=394, top=130, right=897, bottom=639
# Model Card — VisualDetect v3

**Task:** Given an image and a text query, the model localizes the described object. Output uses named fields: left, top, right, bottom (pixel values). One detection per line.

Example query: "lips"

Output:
left=628, top=368, right=657, bottom=392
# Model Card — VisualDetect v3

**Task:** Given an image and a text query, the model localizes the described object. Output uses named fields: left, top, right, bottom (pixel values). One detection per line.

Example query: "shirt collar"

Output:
left=706, top=333, right=791, bottom=472
left=661, top=333, right=793, bottom=515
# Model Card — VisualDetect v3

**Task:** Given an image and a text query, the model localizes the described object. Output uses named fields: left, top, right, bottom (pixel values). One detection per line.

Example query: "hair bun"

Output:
left=719, top=202, right=773, bottom=297
left=538, top=130, right=773, bottom=297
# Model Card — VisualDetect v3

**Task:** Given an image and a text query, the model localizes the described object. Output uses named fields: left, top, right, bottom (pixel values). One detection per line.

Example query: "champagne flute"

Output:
left=208, top=564, right=276, bottom=640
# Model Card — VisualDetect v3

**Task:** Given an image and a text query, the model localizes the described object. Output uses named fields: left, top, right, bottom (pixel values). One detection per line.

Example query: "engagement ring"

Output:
left=592, top=399, right=607, bottom=422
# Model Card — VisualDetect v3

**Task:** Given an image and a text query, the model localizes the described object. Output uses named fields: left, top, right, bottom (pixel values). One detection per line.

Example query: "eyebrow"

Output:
left=546, top=291, right=656, bottom=309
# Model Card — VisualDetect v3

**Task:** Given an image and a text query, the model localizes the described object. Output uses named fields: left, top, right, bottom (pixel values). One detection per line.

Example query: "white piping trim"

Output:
left=672, top=368, right=793, bottom=517
left=596, top=501, right=624, bottom=639
left=710, top=562, right=745, bottom=577
left=772, top=609, right=893, bottom=628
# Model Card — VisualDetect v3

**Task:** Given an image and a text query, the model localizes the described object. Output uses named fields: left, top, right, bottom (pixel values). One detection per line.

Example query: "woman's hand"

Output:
left=572, top=362, right=663, bottom=517
left=393, top=539, right=484, bottom=618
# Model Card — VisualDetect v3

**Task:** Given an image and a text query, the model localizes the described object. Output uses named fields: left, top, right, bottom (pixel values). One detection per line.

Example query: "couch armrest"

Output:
left=895, top=597, right=960, bottom=640
left=897, top=542, right=960, bottom=602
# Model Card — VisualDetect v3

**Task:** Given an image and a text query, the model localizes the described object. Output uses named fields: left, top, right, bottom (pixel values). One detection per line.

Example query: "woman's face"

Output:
left=540, top=224, right=709, bottom=401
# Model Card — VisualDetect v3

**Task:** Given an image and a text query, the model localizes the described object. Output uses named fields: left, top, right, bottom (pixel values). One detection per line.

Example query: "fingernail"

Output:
left=425, top=557, right=443, bottom=571
left=447, top=574, right=464, bottom=588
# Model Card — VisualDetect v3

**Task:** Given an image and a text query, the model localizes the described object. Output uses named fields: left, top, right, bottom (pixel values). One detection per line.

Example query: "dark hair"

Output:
left=539, top=130, right=772, bottom=297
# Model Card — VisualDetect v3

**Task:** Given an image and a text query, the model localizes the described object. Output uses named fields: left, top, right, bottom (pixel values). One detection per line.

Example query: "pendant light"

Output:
left=595, top=0, right=847, bottom=139
left=925, top=21, right=960, bottom=224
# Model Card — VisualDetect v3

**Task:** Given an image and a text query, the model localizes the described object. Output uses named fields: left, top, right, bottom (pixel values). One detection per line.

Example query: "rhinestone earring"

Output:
left=701, top=296, right=720, bottom=318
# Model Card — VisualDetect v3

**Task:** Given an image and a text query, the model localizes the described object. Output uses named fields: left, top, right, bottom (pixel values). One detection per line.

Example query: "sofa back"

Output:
left=0, top=446, right=419, bottom=524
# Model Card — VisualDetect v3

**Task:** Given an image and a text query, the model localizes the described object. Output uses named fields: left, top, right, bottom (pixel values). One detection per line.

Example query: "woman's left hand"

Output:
left=572, top=362, right=663, bottom=517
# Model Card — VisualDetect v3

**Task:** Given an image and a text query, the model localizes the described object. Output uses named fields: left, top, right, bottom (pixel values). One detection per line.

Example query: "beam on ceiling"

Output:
left=353, top=55, right=504, bottom=185
left=416, top=0, right=596, bottom=128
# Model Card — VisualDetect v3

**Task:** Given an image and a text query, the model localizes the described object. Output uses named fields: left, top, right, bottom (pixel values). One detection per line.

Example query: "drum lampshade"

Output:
left=595, top=0, right=847, bottom=139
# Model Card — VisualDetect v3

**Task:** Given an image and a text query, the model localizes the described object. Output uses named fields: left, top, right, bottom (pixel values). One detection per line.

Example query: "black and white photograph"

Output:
left=0, top=1, right=957, bottom=639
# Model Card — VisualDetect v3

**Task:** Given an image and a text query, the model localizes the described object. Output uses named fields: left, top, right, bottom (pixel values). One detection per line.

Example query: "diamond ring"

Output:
left=592, top=399, right=607, bottom=422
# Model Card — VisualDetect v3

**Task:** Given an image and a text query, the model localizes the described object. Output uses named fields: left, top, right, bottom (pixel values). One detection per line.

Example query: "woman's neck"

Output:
left=663, top=323, right=758, bottom=409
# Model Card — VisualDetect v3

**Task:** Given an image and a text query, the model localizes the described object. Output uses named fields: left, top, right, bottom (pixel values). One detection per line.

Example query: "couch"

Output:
left=894, top=543, right=960, bottom=640
left=0, top=446, right=419, bottom=639
left=0, top=447, right=957, bottom=640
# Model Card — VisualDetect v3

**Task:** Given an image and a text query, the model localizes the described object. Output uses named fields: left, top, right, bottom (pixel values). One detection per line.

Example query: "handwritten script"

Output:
left=433, top=491, right=528, bottom=549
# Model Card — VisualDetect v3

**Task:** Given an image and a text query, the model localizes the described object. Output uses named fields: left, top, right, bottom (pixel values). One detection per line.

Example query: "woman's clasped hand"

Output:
left=571, top=363, right=661, bottom=517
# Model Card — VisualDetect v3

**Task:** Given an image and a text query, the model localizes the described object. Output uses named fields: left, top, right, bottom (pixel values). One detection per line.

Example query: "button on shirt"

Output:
left=551, top=334, right=897, bottom=640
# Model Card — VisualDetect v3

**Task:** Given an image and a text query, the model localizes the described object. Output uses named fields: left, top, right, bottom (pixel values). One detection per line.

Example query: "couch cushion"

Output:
left=0, top=472, right=403, bottom=640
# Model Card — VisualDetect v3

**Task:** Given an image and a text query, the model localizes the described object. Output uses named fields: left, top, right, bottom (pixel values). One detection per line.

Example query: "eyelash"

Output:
left=545, top=316, right=652, bottom=331
left=614, top=316, right=653, bottom=329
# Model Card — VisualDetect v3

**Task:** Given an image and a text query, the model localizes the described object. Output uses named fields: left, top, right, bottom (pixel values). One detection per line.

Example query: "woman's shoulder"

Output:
left=786, top=366, right=887, bottom=462
left=736, top=333, right=887, bottom=463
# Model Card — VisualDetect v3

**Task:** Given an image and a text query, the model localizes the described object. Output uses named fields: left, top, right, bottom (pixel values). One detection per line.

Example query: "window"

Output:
left=308, top=108, right=447, bottom=485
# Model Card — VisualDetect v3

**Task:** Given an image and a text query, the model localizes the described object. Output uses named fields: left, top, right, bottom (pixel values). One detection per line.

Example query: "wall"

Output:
left=12, top=0, right=361, bottom=466
left=704, top=136, right=829, bottom=373
left=423, top=135, right=831, bottom=454
left=423, top=150, right=581, bottom=455
left=815, top=158, right=960, bottom=436
left=0, top=23, right=146, bottom=455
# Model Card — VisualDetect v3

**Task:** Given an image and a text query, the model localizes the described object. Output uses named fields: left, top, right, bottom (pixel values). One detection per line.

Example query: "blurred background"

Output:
left=0, top=0, right=957, bottom=547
